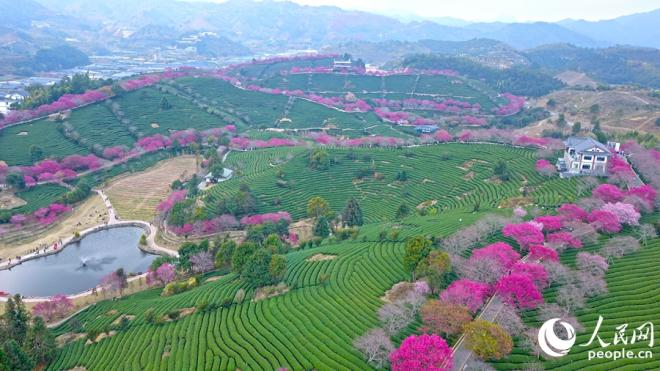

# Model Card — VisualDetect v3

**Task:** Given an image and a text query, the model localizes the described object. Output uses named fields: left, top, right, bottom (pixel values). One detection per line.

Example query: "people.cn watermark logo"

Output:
left=538, top=318, right=577, bottom=357
left=538, top=316, right=655, bottom=361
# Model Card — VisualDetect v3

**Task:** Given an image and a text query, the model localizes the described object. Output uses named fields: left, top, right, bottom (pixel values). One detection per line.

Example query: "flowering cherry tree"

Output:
left=535, top=159, right=556, bottom=176
left=157, top=190, right=188, bottom=213
left=33, top=203, right=72, bottom=225
left=529, top=245, right=559, bottom=262
left=513, top=207, right=527, bottom=219
left=103, top=146, right=128, bottom=160
left=502, top=223, right=545, bottom=250
left=32, top=294, right=73, bottom=322
left=588, top=210, right=622, bottom=233
left=511, top=262, right=548, bottom=289
left=592, top=184, right=625, bottom=203
left=353, top=328, right=394, bottom=369
left=439, top=279, right=491, bottom=313
left=494, top=93, right=525, bottom=115
left=546, top=231, right=583, bottom=250
left=470, top=242, right=521, bottom=269
left=240, top=212, right=292, bottom=225
left=190, top=251, right=214, bottom=273
left=495, top=273, right=544, bottom=309
left=147, top=263, right=176, bottom=286
left=576, top=252, right=609, bottom=277
left=101, top=269, right=128, bottom=294
left=390, top=334, right=452, bottom=371
left=601, top=202, right=640, bottom=226
left=533, top=215, right=563, bottom=232
left=557, top=204, right=589, bottom=222
left=627, top=185, right=656, bottom=210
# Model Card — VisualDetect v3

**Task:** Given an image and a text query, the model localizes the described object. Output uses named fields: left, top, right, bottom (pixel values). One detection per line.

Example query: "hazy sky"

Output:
left=283, top=0, right=660, bottom=22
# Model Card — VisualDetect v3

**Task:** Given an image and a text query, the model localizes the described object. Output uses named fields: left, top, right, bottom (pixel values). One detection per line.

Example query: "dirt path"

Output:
left=0, top=196, right=109, bottom=261
left=0, top=191, right=177, bottom=271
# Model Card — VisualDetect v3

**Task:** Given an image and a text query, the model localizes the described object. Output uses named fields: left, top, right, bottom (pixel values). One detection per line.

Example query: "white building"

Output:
left=0, top=101, right=10, bottom=115
left=333, top=59, right=352, bottom=71
left=557, top=137, right=612, bottom=176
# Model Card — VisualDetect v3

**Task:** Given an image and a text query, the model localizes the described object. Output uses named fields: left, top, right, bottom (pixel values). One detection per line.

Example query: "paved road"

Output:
left=451, top=255, right=530, bottom=370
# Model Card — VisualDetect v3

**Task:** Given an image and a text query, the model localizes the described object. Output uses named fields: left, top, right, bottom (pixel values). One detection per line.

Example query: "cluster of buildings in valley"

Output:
left=0, top=50, right=257, bottom=117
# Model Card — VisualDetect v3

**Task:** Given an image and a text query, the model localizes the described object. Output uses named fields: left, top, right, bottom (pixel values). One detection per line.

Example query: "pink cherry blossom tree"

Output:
left=495, top=273, right=544, bottom=309
left=147, top=263, right=176, bottom=286
left=627, top=185, right=656, bottom=210
left=535, top=159, right=556, bottom=177
left=576, top=252, right=608, bottom=277
left=557, top=204, right=589, bottom=222
left=546, top=231, right=583, bottom=251
left=511, top=262, right=548, bottom=289
left=529, top=245, right=559, bottom=262
left=513, top=207, right=527, bottom=219
left=240, top=211, right=292, bottom=225
left=600, top=202, right=640, bottom=226
left=439, top=279, right=491, bottom=313
left=592, top=184, right=624, bottom=203
left=533, top=215, right=563, bottom=232
left=390, top=334, right=452, bottom=371
left=190, top=251, right=214, bottom=274
left=32, top=294, right=74, bottom=322
left=588, top=210, right=622, bottom=233
left=502, top=222, right=545, bottom=251
left=157, top=190, right=188, bottom=213
left=471, top=242, right=521, bottom=269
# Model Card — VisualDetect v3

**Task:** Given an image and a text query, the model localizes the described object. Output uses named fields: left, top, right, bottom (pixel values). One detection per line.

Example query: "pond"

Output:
left=0, top=227, right=155, bottom=297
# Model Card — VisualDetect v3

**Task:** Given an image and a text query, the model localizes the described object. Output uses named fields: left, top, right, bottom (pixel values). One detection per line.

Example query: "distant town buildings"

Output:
left=0, top=93, right=24, bottom=115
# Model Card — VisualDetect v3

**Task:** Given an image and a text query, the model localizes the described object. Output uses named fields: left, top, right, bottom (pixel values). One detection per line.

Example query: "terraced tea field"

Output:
left=11, top=183, right=70, bottom=215
left=0, top=119, right=87, bottom=166
left=175, top=77, right=289, bottom=127
left=111, top=88, right=224, bottom=135
left=67, top=104, right=136, bottom=148
left=207, top=144, right=583, bottom=222
left=283, top=99, right=382, bottom=130
left=48, top=234, right=428, bottom=370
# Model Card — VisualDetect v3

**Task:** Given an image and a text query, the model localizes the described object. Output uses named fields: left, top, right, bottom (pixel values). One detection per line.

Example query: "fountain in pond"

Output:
left=0, top=227, right=155, bottom=297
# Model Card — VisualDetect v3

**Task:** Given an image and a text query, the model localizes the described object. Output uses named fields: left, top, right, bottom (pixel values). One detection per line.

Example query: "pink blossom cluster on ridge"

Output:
left=493, top=93, right=525, bottom=115
left=0, top=89, right=110, bottom=128
left=157, top=190, right=188, bottom=213
left=239, top=211, right=292, bottom=226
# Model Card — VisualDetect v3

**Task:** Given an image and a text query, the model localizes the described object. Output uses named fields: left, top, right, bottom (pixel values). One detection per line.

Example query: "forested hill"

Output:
left=400, top=54, right=565, bottom=97
left=524, top=44, right=660, bottom=88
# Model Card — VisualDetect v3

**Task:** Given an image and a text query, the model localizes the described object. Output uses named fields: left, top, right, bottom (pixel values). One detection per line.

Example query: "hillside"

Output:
left=525, top=44, right=660, bottom=88
left=30, top=0, right=660, bottom=50
left=560, top=9, right=660, bottom=49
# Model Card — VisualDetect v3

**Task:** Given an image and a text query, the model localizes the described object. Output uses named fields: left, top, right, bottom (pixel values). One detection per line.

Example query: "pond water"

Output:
left=0, top=227, right=155, bottom=297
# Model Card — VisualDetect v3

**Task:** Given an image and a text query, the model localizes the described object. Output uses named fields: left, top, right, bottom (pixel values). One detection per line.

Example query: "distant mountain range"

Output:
left=26, top=0, right=660, bottom=49
left=0, top=0, right=659, bottom=85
